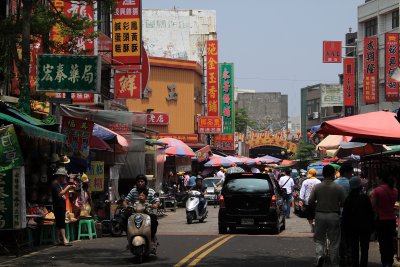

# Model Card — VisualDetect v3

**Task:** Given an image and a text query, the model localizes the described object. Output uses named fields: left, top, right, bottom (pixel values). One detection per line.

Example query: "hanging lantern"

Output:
left=319, top=133, right=324, bottom=139
left=286, top=129, right=290, bottom=135
left=307, top=131, right=312, bottom=137
left=299, top=135, right=303, bottom=139
left=296, top=131, right=301, bottom=136
left=277, top=132, right=282, bottom=138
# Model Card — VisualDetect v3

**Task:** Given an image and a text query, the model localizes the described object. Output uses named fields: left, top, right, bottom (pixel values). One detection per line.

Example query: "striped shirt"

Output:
left=125, top=187, right=160, bottom=204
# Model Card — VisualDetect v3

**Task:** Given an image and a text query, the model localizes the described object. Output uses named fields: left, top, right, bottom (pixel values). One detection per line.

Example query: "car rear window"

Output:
left=224, top=178, right=271, bottom=193
left=203, top=179, right=220, bottom=187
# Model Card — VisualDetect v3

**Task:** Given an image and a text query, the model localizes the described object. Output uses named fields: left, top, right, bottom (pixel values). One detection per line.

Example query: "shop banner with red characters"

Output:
left=112, top=0, right=142, bottom=65
left=385, top=33, right=399, bottom=101
left=322, top=41, right=342, bottom=63
left=364, top=37, right=379, bottom=104
left=343, top=57, right=355, bottom=107
left=198, top=116, right=223, bottom=134
left=114, top=71, right=142, bottom=98
left=61, top=116, right=94, bottom=158
left=206, top=40, right=219, bottom=116
left=213, top=134, right=235, bottom=151
left=219, top=63, right=235, bottom=134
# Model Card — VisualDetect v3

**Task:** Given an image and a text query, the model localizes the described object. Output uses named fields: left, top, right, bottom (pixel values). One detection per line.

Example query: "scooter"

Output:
left=126, top=202, right=157, bottom=263
left=186, top=190, right=208, bottom=224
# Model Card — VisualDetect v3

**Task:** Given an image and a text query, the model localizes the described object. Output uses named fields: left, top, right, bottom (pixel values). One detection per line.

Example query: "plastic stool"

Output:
left=39, top=224, right=56, bottom=245
left=65, top=222, right=76, bottom=242
left=77, top=219, right=97, bottom=240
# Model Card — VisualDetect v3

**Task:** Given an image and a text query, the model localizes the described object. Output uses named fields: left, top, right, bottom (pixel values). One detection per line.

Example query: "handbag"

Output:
left=280, top=177, right=290, bottom=195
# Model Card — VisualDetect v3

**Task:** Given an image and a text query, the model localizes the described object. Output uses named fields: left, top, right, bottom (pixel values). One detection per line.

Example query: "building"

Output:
left=236, top=92, right=288, bottom=132
left=356, top=0, right=399, bottom=113
left=300, top=84, right=344, bottom=141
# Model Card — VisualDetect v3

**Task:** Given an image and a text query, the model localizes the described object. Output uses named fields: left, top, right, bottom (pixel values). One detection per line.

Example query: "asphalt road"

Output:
left=0, top=207, right=386, bottom=267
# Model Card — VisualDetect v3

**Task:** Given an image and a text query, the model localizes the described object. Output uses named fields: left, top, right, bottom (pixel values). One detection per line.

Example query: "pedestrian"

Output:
left=189, top=171, right=197, bottom=188
left=370, top=168, right=398, bottom=267
left=299, top=168, right=321, bottom=232
left=342, top=177, right=374, bottom=267
left=251, top=166, right=260, bottom=173
left=335, top=164, right=352, bottom=265
left=51, top=167, right=75, bottom=246
left=308, top=164, right=346, bottom=267
left=184, top=171, right=190, bottom=191
left=278, top=169, right=295, bottom=219
left=217, top=167, right=225, bottom=179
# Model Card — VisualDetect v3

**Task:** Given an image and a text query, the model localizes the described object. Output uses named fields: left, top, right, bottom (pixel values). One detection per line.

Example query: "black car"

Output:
left=218, top=173, right=286, bottom=234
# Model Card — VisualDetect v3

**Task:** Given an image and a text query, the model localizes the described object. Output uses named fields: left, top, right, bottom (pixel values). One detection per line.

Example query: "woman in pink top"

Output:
left=371, top=169, right=398, bottom=267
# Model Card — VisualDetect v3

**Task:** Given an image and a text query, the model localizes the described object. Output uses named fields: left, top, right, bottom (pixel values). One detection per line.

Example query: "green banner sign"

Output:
left=219, top=63, right=235, bottom=134
left=36, top=54, right=101, bottom=93
left=0, top=125, right=23, bottom=172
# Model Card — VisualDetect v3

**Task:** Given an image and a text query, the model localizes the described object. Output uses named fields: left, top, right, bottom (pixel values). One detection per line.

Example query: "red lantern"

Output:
left=307, top=131, right=312, bottom=137
left=296, top=131, right=301, bottom=136
left=277, top=132, right=282, bottom=138
left=299, top=135, right=303, bottom=139
left=286, top=129, right=290, bottom=135
left=319, top=133, right=324, bottom=139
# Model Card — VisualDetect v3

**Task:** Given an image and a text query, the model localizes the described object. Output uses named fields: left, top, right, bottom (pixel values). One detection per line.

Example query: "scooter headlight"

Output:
left=134, top=214, right=144, bottom=229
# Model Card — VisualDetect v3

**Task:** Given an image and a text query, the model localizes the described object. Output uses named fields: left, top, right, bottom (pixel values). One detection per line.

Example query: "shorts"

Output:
left=54, top=207, right=66, bottom=229
left=305, top=205, right=316, bottom=221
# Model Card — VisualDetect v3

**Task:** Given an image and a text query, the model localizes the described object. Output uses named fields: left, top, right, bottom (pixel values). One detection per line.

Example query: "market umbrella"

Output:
left=225, top=166, right=245, bottom=174
left=236, top=156, right=257, bottom=165
left=316, top=135, right=352, bottom=150
left=334, top=142, right=390, bottom=158
left=225, top=156, right=246, bottom=165
left=90, top=135, right=113, bottom=152
left=259, top=155, right=282, bottom=163
left=157, top=138, right=196, bottom=157
left=204, top=156, right=237, bottom=167
left=254, top=157, right=275, bottom=164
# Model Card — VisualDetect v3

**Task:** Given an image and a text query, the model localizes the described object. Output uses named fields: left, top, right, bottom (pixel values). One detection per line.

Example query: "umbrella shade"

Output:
left=316, top=135, right=352, bottom=150
left=204, top=156, right=237, bottom=167
left=335, top=142, right=389, bottom=158
left=225, top=156, right=246, bottom=165
left=319, top=111, right=400, bottom=143
left=90, top=135, right=113, bottom=151
left=225, top=166, right=245, bottom=174
left=329, top=163, right=341, bottom=170
left=93, top=123, right=129, bottom=147
left=236, top=156, right=257, bottom=165
left=158, top=138, right=196, bottom=157
left=259, top=155, right=282, bottom=163
left=254, top=157, right=275, bottom=164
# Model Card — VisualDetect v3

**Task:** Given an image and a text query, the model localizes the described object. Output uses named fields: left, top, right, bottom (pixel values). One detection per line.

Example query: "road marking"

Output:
left=187, top=235, right=235, bottom=266
left=173, top=235, right=232, bottom=267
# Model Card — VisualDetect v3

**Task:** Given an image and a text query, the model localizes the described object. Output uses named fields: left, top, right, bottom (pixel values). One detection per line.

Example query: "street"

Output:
left=0, top=207, right=384, bottom=267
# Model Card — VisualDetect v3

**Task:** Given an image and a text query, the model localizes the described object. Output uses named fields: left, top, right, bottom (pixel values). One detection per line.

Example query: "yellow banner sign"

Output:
left=88, top=161, right=104, bottom=192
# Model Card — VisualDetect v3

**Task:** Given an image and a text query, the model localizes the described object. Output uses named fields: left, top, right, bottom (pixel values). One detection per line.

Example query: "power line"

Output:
left=236, top=77, right=337, bottom=83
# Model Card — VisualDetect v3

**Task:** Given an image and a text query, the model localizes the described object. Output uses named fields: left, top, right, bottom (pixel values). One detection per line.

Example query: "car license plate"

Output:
left=241, top=218, right=254, bottom=225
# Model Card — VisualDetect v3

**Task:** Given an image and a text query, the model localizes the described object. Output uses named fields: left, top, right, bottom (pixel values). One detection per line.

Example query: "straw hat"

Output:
left=50, top=153, right=60, bottom=163
left=59, top=155, right=70, bottom=164
left=54, top=167, right=68, bottom=176
left=307, top=168, right=317, bottom=178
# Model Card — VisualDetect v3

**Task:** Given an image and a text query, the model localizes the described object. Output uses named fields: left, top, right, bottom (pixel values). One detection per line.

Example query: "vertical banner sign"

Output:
left=343, top=57, right=355, bottom=116
left=88, top=161, right=105, bottom=192
left=364, top=37, right=379, bottom=104
left=323, top=41, right=342, bottom=63
left=206, top=40, right=219, bottom=116
left=114, top=71, right=142, bottom=98
left=112, top=0, right=142, bottom=65
left=385, top=33, right=399, bottom=101
left=61, top=116, right=94, bottom=158
left=0, top=167, right=26, bottom=230
left=0, top=125, right=23, bottom=172
left=219, top=63, right=235, bottom=134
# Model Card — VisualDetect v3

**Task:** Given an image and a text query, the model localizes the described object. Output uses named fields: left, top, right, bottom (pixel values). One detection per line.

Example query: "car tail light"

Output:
left=219, top=195, right=225, bottom=208
left=270, top=195, right=277, bottom=207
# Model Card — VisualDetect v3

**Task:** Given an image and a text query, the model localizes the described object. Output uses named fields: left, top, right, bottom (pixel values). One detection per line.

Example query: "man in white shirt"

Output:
left=216, top=167, right=225, bottom=179
left=299, top=168, right=321, bottom=232
left=278, top=169, right=295, bottom=219
left=251, top=166, right=261, bottom=173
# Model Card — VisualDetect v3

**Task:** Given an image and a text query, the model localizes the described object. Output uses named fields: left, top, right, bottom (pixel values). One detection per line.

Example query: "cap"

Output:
left=307, top=168, right=317, bottom=178
left=349, top=177, right=362, bottom=189
left=54, top=167, right=68, bottom=176
left=59, top=155, right=70, bottom=164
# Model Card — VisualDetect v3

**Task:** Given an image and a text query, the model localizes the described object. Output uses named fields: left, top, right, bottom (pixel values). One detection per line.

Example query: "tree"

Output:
left=290, top=141, right=315, bottom=169
left=235, top=108, right=255, bottom=133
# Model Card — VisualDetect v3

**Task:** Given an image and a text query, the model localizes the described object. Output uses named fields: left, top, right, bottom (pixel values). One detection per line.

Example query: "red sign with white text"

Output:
left=364, top=37, right=379, bottom=104
left=55, top=92, right=95, bottom=104
left=213, top=134, right=235, bottom=151
left=343, top=58, right=355, bottom=106
left=115, top=71, right=142, bottom=98
left=323, top=41, right=342, bottom=63
left=206, top=40, right=219, bottom=116
left=198, top=116, right=223, bottom=134
left=146, top=113, right=169, bottom=125
left=385, top=33, right=399, bottom=101
left=61, top=116, right=94, bottom=157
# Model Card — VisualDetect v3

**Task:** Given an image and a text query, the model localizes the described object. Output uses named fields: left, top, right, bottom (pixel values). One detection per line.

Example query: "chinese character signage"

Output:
left=0, top=167, right=26, bottom=230
left=112, top=0, right=142, bottom=65
left=213, top=134, right=235, bottom=151
left=61, top=116, right=94, bottom=158
left=198, top=116, right=223, bottom=134
left=343, top=57, right=355, bottom=108
left=364, top=37, right=378, bottom=104
left=88, top=161, right=104, bottom=192
left=219, top=63, right=235, bottom=134
left=206, top=40, right=219, bottom=116
left=385, top=33, right=399, bottom=101
left=0, top=125, right=23, bottom=172
left=37, top=54, right=101, bottom=93
left=54, top=92, right=95, bottom=104
left=195, top=145, right=211, bottom=162
left=115, top=71, right=142, bottom=98
left=323, top=41, right=342, bottom=63
left=147, top=113, right=169, bottom=125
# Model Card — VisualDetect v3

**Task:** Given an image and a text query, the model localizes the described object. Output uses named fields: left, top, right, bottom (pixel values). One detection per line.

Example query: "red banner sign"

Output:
left=61, top=116, right=94, bottom=157
left=114, top=71, right=142, bottom=98
left=343, top=58, right=355, bottom=107
left=157, top=134, right=199, bottom=143
left=323, top=41, right=342, bottom=63
left=55, top=92, right=95, bottom=104
left=206, top=40, right=219, bottom=116
left=112, top=0, right=142, bottom=65
left=364, top=37, right=379, bottom=104
left=213, top=134, right=235, bottom=151
left=146, top=113, right=169, bottom=125
left=198, top=116, right=223, bottom=134
left=385, top=33, right=399, bottom=101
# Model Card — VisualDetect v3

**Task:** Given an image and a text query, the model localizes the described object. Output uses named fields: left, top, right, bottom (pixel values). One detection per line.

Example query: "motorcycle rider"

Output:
left=190, top=176, right=207, bottom=214
left=123, top=174, right=160, bottom=247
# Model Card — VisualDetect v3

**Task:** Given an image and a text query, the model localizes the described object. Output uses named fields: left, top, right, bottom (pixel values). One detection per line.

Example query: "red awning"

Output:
left=90, top=136, right=113, bottom=152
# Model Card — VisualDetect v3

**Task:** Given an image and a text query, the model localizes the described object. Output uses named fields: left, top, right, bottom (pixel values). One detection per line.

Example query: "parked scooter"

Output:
left=110, top=196, right=126, bottom=236
left=186, top=190, right=208, bottom=224
left=126, top=202, right=158, bottom=263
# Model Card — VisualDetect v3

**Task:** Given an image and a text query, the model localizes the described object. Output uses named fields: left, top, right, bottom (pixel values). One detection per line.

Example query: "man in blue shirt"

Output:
left=189, top=172, right=197, bottom=188
left=334, top=164, right=352, bottom=197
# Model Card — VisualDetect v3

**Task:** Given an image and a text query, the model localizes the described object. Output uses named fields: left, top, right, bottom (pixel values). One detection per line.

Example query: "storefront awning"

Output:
left=0, top=113, right=66, bottom=143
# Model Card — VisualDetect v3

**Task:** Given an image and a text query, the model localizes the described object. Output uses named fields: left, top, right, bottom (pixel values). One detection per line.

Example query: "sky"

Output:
left=142, top=0, right=365, bottom=117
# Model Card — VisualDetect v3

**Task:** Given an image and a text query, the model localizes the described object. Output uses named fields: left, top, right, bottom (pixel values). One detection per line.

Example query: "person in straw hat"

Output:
left=299, top=168, right=321, bottom=233
left=51, top=167, right=75, bottom=246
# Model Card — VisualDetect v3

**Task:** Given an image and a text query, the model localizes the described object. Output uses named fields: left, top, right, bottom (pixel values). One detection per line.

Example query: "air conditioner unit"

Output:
left=312, top=112, right=319, bottom=119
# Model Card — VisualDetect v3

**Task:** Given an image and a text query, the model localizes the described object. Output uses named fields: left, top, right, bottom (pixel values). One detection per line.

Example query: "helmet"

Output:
left=195, top=175, right=203, bottom=181
left=135, top=174, right=148, bottom=187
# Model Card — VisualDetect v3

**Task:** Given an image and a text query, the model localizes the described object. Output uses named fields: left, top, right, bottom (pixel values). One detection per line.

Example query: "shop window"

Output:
left=365, top=18, right=377, bottom=37
left=393, top=10, right=399, bottom=29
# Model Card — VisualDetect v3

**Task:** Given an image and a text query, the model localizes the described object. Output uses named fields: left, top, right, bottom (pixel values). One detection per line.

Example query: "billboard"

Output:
left=219, top=63, right=235, bottom=134
left=320, top=84, right=343, bottom=108
left=198, top=116, right=223, bottom=134
left=114, top=71, right=142, bottom=99
left=206, top=40, right=219, bottom=116
left=323, top=41, right=342, bottom=63
left=364, top=37, right=378, bottom=104
left=343, top=57, right=355, bottom=112
left=385, top=33, right=399, bottom=101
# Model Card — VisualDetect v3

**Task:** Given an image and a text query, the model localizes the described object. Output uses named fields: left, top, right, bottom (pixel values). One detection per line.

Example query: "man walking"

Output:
left=309, top=165, right=346, bottom=267
left=278, top=169, right=294, bottom=219
left=299, top=168, right=321, bottom=232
